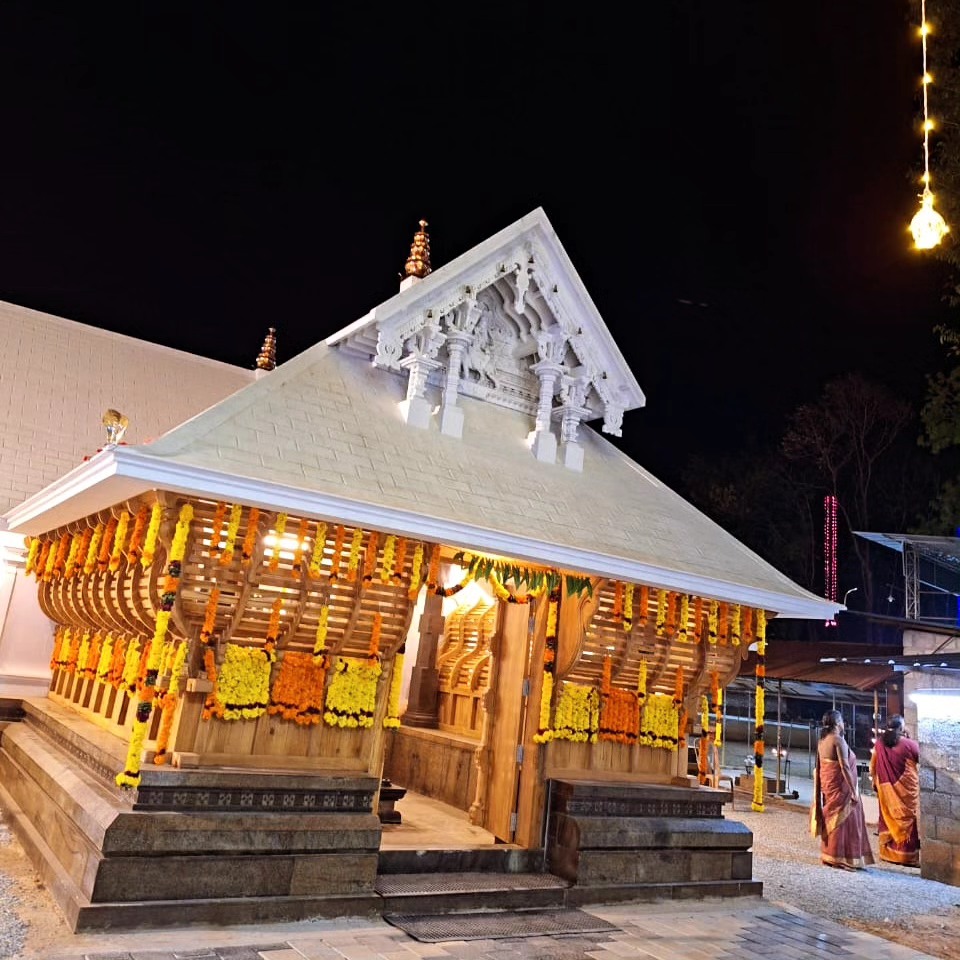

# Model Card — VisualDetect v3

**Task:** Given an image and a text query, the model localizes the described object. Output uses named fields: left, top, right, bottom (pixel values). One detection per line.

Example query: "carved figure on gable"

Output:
left=460, top=313, right=497, bottom=388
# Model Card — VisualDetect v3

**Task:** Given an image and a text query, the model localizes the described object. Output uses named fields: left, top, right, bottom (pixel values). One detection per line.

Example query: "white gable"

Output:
left=329, top=209, right=644, bottom=452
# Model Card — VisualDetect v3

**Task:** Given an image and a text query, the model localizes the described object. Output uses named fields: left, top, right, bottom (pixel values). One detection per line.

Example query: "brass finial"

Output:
left=403, top=219, right=432, bottom=279
left=102, top=409, right=129, bottom=445
left=255, top=328, right=277, bottom=371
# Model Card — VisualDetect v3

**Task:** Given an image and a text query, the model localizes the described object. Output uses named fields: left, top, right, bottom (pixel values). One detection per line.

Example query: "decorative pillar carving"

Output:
left=528, top=328, right=568, bottom=464
left=398, top=317, right=445, bottom=430
left=402, top=591, right=445, bottom=728
left=602, top=402, right=624, bottom=438
left=552, top=375, right=592, bottom=472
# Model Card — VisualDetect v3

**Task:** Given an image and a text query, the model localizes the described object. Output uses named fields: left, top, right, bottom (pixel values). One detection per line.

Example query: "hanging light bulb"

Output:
left=910, top=1, right=950, bottom=249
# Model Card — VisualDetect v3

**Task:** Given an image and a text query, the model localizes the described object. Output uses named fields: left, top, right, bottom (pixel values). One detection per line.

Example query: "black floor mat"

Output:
left=383, top=908, right=617, bottom=942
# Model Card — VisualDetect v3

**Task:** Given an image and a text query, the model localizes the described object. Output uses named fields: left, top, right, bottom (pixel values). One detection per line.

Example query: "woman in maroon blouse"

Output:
left=871, top=715, right=921, bottom=866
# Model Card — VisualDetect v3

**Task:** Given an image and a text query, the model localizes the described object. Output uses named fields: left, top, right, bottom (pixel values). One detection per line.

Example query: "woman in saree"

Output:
left=870, top=715, right=920, bottom=866
left=810, top=709, right=874, bottom=870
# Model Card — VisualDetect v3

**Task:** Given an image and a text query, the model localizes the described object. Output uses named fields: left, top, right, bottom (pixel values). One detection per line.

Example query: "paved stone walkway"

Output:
left=38, top=900, right=935, bottom=960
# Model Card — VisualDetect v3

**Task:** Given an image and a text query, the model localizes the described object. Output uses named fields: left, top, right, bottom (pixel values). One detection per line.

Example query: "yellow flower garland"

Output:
left=623, top=584, right=634, bottom=630
left=678, top=594, right=690, bottom=641
left=122, top=638, right=142, bottom=694
left=292, top=517, right=309, bottom=578
left=269, top=513, right=288, bottom=571
left=313, top=605, right=329, bottom=662
left=220, top=503, right=243, bottom=566
left=550, top=682, right=599, bottom=742
left=532, top=671, right=554, bottom=743
left=209, top=643, right=272, bottom=721
left=153, top=640, right=190, bottom=765
left=637, top=658, right=647, bottom=702
left=116, top=503, right=192, bottom=788
left=383, top=649, right=404, bottom=728
left=109, top=511, right=130, bottom=573
left=43, top=535, right=60, bottom=582
left=639, top=692, right=679, bottom=750
left=752, top=608, right=767, bottom=812
left=655, top=589, right=667, bottom=635
left=346, top=528, right=363, bottom=581
left=407, top=542, right=424, bottom=599
left=96, top=634, right=115, bottom=682
left=708, top=600, right=719, bottom=644
left=731, top=603, right=742, bottom=647
left=324, top=657, right=381, bottom=728
left=140, top=503, right=163, bottom=569
left=380, top=535, right=397, bottom=584
left=307, top=521, right=328, bottom=578
left=64, top=533, right=82, bottom=579
left=24, top=537, right=40, bottom=576
left=532, top=588, right=560, bottom=743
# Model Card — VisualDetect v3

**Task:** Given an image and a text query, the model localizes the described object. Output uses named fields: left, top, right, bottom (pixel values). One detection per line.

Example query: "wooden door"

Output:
left=483, top=602, right=532, bottom=843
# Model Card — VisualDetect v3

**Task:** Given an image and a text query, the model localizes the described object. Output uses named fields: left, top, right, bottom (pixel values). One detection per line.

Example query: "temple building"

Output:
left=0, top=209, right=838, bottom=930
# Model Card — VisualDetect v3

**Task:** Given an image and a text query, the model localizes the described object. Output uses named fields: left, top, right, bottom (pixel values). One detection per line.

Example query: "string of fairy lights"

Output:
left=909, top=0, right=950, bottom=249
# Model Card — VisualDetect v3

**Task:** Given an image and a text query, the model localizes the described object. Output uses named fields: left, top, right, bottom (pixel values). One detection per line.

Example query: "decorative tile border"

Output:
left=133, top=785, right=376, bottom=813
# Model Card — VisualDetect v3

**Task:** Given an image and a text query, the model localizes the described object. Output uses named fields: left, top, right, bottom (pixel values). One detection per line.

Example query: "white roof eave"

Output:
left=3, top=445, right=840, bottom=621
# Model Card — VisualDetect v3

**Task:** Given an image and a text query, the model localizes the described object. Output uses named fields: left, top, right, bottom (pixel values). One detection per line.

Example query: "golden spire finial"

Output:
left=255, top=327, right=277, bottom=371
left=403, top=219, right=432, bottom=279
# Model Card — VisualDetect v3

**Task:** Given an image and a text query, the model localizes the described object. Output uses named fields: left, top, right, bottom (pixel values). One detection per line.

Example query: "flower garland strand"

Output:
left=362, top=531, right=380, bottom=582
left=126, top=505, right=149, bottom=565
left=313, top=604, right=330, bottom=663
left=307, top=521, right=328, bottom=578
left=97, top=517, right=118, bottom=574
left=407, top=542, right=424, bottom=599
left=623, top=584, right=634, bottom=631
left=752, top=608, right=767, bottom=812
left=116, top=503, right=193, bottom=789
left=551, top=682, right=599, bottom=742
left=209, top=643, right=272, bottom=720
left=140, top=504, right=163, bottom=569
left=368, top=612, right=382, bottom=658
left=208, top=502, right=228, bottom=561
left=52, top=533, right=70, bottom=579
left=292, top=517, right=309, bottom=579
left=712, top=670, right=724, bottom=748
left=329, top=525, right=346, bottom=580
left=380, top=535, right=396, bottom=584
left=264, top=598, right=282, bottom=662
left=677, top=594, right=690, bottom=641
left=639, top=692, right=679, bottom=750
left=708, top=600, right=719, bottom=645
left=220, top=503, right=243, bottom=566
left=383, top=646, right=404, bottom=728
left=24, top=538, right=40, bottom=577
left=532, top=588, right=560, bottom=743
left=153, top=639, right=189, bottom=764
left=731, top=604, right=742, bottom=647
left=392, top=537, right=408, bottom=584
left=346, top=528, right=363, bottom=582
left=426, top=543, right=441, bottom=591
left=269, top=513, right=288, bottom=571
left=42, top=536, right=59, bottom=583
left=64, top=533, right=82, bottom=579
left=109, top=511, right=130, bottom=574
left=698, top=695, right=711, bottom=784
left=655, top=589, right=667, bottom=636
left=241, top=507, right=261, bottom=566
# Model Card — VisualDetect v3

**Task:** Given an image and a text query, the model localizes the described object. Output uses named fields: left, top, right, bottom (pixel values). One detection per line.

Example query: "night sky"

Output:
left=0, top=2, right=952, bottom=484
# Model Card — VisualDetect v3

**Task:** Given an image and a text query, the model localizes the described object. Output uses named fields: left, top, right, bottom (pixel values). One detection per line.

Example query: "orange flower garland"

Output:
left=126, top=505, right=149, bottom=565
left=268, top=651, right=328, bottom=725
left=673, top=665, right=685, bottom=708
left=368, top=612, right=382, bottom=658
left=97, top=517, right=118, bottom=574
left=329, top=525, right=346, bottom=580
left=153, top=639, right=189, bottom=765
left=108, top=511, right=130, bottom=573
left=426, top=543, right=441, bottom=590
left=33, top=539, right=51, bottom=581
left=362, top=531, right=380, bottom=582
left=208, top=502, right=228, bottom=560
left=718, top=602, right=729, bottom=646
left=677, top=594, right=690, bottom=641
left=52, top=533, right=70, bottom=579
left=241, top=507, right=261, bottom=566
left=292, top=517, right=309, bottom=578
left=392, top=537, right=408, bottom=584
left=108, top=636, right=128, bottom=688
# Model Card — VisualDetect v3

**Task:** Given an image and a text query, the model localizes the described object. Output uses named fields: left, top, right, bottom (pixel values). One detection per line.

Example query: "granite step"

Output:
left=378, top=847, right=543, bottom=875
left=374, top=870, right=570, bottom=915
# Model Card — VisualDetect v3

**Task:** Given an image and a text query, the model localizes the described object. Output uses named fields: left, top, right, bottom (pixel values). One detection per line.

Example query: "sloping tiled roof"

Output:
left=115, top=341, right=835, bottom=618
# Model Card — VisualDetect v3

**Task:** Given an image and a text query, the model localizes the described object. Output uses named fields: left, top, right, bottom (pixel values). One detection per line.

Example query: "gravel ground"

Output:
left=1, top=799, right=960, bottom=958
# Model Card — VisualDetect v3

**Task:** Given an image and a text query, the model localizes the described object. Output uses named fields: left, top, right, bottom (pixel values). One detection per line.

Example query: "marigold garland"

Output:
left=752, top=608, right=767, bottom=812
left=368, top=612, right=382, bottom=658
left=141, top=503, right=164, bottom=569
left=42, top=536, right=59, bottom=583
left=52, top=533, right=70, bottom=579
left=655, top=589, right=667, bottom=635
left=392, top=537, right=408, bottom=584
left=362, top=531, right=380, bottom=581
left=346, top=528, right=363, bottom=582
left=65, top=628, right=81, bottom=673
left=208, top=643, right=273, bottom=721
left=407, top=542, right=424, bottom=599
left=380, top=535, right=396, bottom=584
left=121, top=637, right=142, bottom=693
left=426, top=543, right=441, bottom=590
left=268, top=650, right=328, bottom=725
left=292, top=517, right=309, bottom=578
left=109, top=511, right=130, bottom=573
left=33, top=539, right=51, bottom=581
left=532, top=588, right=561, bottom=743
left=200, top=586, right=221, bottom=644
left=153, top=640, right=189, bottom=765
left=639, top=692, right=679, bottom=750
left=623, top=584, right=634, bottom=630
left=108, top=636, right=128, bottom=688
left=208, top=502, right=228, bottom=560
left=269, top=513, right=288, bottom=571
left=637, top=658, right=647, bottom=703
left=313, top=605, right=329, bottom=662
left=677, top=593, right=690, bottom=641
left=307, top=521, right=328, bottom=578
left=330, top=525, right=346, bottom=580
left=551, top=682, right=599, bottom=742
left=97, top=634, right=115, bottom=682
left=116, top=503, right=192, bottom=789
left=698, top=695, right=711, bottom=784
left=718, top=602, right=729, bottom=646
left=220, top=503, right=243, bottom=566
left=673, top=665, right=685, bottom=708
left=64, top=533, right=82, bottom=579
left=97, top=516, right=118, bottom=573
left=126, top=505, right=149, bottom=565
left=731, top=604, right=742, bottom=647
left=489, top=572, right=543, bottom=604
left=324, top=657, right=381, bottom=728
left=241, top=507, right=261, bottom=566
left=599, top=686, right=639, bottom=744
left=383, top=648, right=404, bottom=728
left=83, top=631, right=103, bottom=680
left=708, top=600, right=719, bottom=645
left=24, top=538, right=40, bottom=576
left=49, top=626, right=67, bottom=671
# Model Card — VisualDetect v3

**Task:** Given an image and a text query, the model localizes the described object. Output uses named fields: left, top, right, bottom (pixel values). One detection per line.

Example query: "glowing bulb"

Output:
left=923, top=72, right=933, bottom=84
left=924, top=119, right=935, bottom=132
left=921, top=22, right=931, bottom=36
left=922, top=171, right=931, bottom=183
left=911, top=188, right=950, bottom=249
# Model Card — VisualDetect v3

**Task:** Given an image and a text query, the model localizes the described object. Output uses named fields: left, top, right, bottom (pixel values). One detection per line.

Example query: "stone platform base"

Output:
left=546, top=779, right=762, bottom=900
left=0, top=698, right=383, bottom=931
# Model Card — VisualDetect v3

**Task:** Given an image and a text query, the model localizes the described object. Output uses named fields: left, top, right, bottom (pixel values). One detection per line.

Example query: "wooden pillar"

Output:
left=402, top=592, right=444, bottom=728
